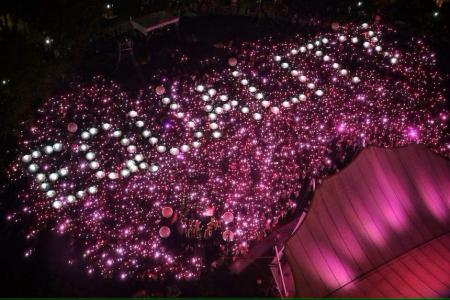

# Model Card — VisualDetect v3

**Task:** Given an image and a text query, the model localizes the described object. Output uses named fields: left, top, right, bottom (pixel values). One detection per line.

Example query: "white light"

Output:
left=142, top=130, right=151, bottom=138
left=67, top=195, right=76, bottom=203
left=205, top=104, right=213, bottom=112
left=261, top=100, right=271, bottom=107
left=80, top=144, right=89, bottom=151
left=36, top=173, right=46, bottom=182
left=212, top=131, right=222, bottom=138
left=89, top=127, right=98, bottom=135
left=120, top=138, right=130, bottom=146
left=271, top=107, right=280, bottom=114
left=177, top=111, right=184, bottom=118
left=299, top=94, right=307, bottom=101
left=193, top=141, right=201, bottom=148
left=149, top=137, right=158, bottom=145
left=241, top=107, right=250, bottom=113
left=170, top=148, right=179, bottom=155
left=291, top=48, right=298, bottom=55
left=76, top=190, right=86, bottom=198
left=231, top=100, right=239, bottom=106
left=181, top=144, right=190, bottom=152
left=282, top=101, right=291, bottom=108
left=134, top=154, right=144, bottom=162
left=46, top=190, right=56, bottom=198
left=322, top=38, right=329, bottom=44
left=49, top=173, right=59, bottom=182
left=22, top=155, right=32, bottom=163
left=215, top=107, right=223, bottom=114
left=40, top=183, right=49, bottom=191
left=338, top=35, right=346, bottom=42
left=208, top=113, right=217, bottom=120
left=59, top=167, right=69, bottom=176
left=170, top=103, right=179, bottom=110
left=86, top=152, right=95, bottom=160
left=126, top=160, right=135, bottom=168
left=223, top=103, right=231, bottom=111
left=390, top=57, right=398, bottom=64
left=44, top=145, right=54, bottom=154
left=135, top=120, right=144, bottom=127
left=219, top=94, right=228, bottom=101
left=274, top=55, right=281, bottom=61
left=113, top=130, right=122, bottom=137
left=202, top=94, right=210, bottom=101
left=52, top=200, right=62, bottom=209
left=128, top=110, right=138, bottom=117
left=121, top=169, right=130, bottom=178
left=194, top=131, right=203, bottom=138
left=139, top=162, right=148, bottom=169
left=315, top=40, right=321, bottom=46
left=315, top=50, right=323, bottom=57
left=88, top=186, right=97, bottom=194
left=307, top=83, right=316, bottom=89
left=28, top=164, right=38, bottom=173
left=256, top=93, right=264, bottom=100
left=291, top=97, right=299, bottom=103
left=162, top=97, right=171, bottom=105
left=332, top=62, right=340, bottom=69
left=340, top=69, right=348, bottom=76
left=352, top=76, right=361, bottom=83
left=249, top=86, right=257, bottom=93
left=157, top=145, right=166, bottom=153
left=127, top=145, right=136, bottom=153
left=362, top=23, right=369, bottom=29
left=31, top=150, right=41, bottom=159
left=90, top=161, right=99, bottom=169
left=363, top=41, right=370, bottom=48
left=150, top=164, right=159, bottom=172
left=208, top=88, right=216, bottom=96
left=210, top=122, right=219, bottom=130
left=299, top=46, right=306, bottom=53
left=323, top=55, right=330, bottom=62
left=281, top=62, right=289, bottom=69
left=81, top=131, right=90, bottom=140
left=102, top=123, right=111, bottom=130
left=53, top=143, right=63, bottom=152
left=196, top=85, right=204, bottom=92
left=96, top=170, right=105, bottom=179
left=187, top=121, right=196, bottom=128
left=108, top=172, right=118, bottom=180
left=129, top=165, right=138, bottom=173
left=232, top=71, right=240, bottom=77
left=307, top=43, right=314, bottom=50
left=299, top=75, right=307, bottom=82
left=375, top=45, right=382, bottom=52
left=315, top=90, right=324, bottom=96
left=291, top=70, right=299, bottom=76
left=351, top=37, right=359, bottom=44
left=368, top=30, right=374, bottom=37
left=371, top=37, right=378, bottom=43
left=253, top=112, right=262, bottom=120
left=241, top=79, right=249, bottom=85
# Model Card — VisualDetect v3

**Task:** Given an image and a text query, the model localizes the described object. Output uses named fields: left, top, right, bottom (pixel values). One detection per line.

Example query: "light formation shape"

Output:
left=8, top=22, right=449, bottom=280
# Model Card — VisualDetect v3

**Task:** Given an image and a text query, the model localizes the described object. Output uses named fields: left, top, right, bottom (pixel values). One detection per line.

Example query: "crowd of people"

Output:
left=8, top=15, right=448, bottom=284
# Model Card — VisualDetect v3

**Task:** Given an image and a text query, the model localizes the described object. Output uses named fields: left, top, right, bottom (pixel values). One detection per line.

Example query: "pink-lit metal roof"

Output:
left=285, top=145, right=450, bottom=297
